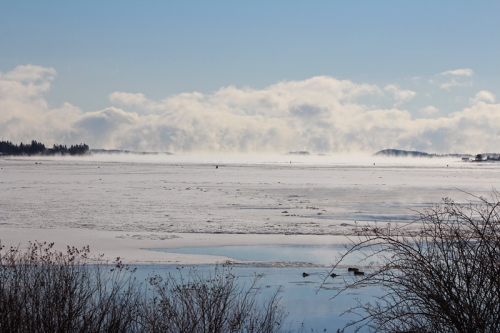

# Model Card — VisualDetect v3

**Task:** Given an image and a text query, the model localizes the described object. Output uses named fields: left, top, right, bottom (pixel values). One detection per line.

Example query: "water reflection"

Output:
left=132, top=264, right=380, bottom=332
left=145, top=244, right=384, bottom=332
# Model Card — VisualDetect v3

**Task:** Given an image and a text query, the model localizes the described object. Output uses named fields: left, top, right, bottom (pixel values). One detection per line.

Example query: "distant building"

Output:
left=467, top=153, right=500, bottom=162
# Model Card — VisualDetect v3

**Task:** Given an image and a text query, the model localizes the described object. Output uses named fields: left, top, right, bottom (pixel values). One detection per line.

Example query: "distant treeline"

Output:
left=0, top=140, right=90, bottom=156
left=374, top=149, right=472, bottom=158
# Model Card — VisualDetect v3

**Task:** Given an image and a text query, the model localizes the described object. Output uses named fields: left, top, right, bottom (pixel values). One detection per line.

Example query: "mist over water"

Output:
left=6, top=151, right=462, bottom=167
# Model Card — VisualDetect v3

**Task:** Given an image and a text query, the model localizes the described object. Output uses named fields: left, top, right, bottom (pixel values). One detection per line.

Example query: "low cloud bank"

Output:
left=1, top=65, right=499, bottom=154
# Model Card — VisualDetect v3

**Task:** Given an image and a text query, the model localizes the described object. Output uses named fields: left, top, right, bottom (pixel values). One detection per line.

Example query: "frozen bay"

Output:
left=2, top=154, right=500, bottom=262
left=2, top=154, right=497, bottom=242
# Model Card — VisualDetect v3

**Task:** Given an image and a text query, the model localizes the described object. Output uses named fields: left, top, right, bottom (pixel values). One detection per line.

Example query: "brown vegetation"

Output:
left=0, top=242, right=287, bottom=333
left=330, top=191, right=500, bottom=333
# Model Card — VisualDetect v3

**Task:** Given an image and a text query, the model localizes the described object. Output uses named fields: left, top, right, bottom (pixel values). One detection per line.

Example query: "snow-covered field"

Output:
left=1, top=154, right=499, bottom=263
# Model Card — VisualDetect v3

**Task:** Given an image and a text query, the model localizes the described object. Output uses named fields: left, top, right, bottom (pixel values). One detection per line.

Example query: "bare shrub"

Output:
left=0, top=241, right=141, bottom=332
left=0, top=242, right=288, bottom=333
left=142, top=266, right=287, bottom=333
left=330, top=192, right=500, bottom=333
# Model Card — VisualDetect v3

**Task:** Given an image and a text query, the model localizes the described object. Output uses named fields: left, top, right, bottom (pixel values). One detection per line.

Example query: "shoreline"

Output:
left=0, top=227, right=352, bottom=265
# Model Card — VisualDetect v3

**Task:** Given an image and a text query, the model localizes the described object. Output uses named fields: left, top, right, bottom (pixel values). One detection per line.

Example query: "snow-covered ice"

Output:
left=1, top=154, right=499, bottom=263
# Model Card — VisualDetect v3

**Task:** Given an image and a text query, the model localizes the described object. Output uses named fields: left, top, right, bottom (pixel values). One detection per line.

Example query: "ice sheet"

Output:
left=1, top=155, right=499, bottom=263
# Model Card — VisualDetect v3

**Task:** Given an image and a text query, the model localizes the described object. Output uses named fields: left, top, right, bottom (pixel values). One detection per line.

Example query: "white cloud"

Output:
left=440, top=68, right=474, bottom=76
left=437, top=68, right=475, bottom=90
left=384, top=85, right=416, bottom=106
left=420, top=106, right=439, bottom=116
left=109, top=92, right=148, bottom=108
left=0, top=65, right=69, bottom=143
left=0, top=64, right=56, bottom=82
left=440, top=79, right=473, bottom=90
left=469, top=90, right=495, bottom=105
left=2, top=64, right=500, bottom=154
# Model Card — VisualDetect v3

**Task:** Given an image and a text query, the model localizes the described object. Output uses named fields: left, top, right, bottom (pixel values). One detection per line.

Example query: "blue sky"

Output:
left=1, top=1, right=499, bottom=153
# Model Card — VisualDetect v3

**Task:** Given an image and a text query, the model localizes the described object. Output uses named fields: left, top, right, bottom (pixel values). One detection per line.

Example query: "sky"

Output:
left=1, top=1, right=499, bottom=154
